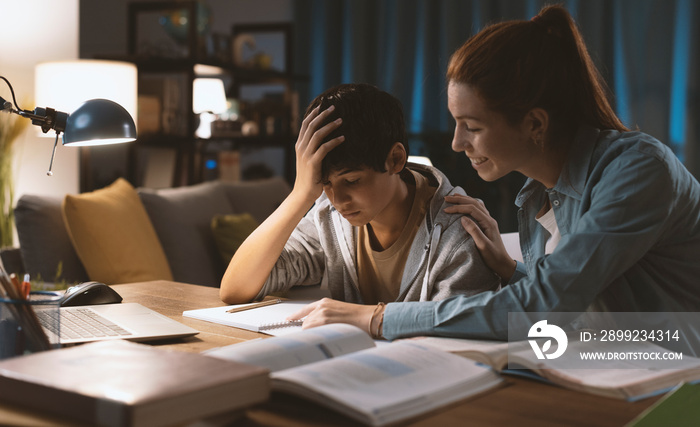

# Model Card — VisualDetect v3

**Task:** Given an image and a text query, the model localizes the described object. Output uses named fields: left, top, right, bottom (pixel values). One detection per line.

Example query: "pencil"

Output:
left=226, top=298, right=282, bottom=314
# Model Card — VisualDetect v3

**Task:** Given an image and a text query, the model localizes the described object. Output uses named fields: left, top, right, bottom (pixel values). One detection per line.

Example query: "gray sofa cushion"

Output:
left=138, top=181, right=236, bottom=287
left=221, top=176, right=290, bottom=223
left=14, top=195, right=89, bottom=284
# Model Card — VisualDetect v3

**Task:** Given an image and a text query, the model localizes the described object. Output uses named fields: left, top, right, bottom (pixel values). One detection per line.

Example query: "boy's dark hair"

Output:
left=303, top=83, right=407, bottom=180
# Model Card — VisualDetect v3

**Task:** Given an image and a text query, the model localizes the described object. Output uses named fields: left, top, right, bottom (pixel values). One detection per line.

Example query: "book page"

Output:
left=271, top=341, right=502, bottom=426
left=204, top=324, right=376, bottom=372
left=404, top=335, right=700, bottom=400
left=402, top=336, right=511, bottom=367
left=508, top=339, right=700, bottom=399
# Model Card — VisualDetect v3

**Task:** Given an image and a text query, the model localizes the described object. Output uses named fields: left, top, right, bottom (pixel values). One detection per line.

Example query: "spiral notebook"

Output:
left=183, top=300, right=315, bottom=336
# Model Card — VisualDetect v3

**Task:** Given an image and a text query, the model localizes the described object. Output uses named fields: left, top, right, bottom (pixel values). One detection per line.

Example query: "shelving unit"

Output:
left=87, top=0, right=301, bottom=190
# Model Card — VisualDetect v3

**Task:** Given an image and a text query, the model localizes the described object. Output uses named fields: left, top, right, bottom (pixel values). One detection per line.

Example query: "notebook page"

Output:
left=183, top=300, right=315, bottom=336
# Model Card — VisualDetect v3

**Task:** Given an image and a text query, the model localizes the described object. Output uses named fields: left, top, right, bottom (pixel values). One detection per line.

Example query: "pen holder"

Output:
left=0, top=291, right=62, bottom=360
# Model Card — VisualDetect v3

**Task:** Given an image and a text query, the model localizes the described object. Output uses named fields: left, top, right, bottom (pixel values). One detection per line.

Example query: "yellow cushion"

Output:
left=62, top=178, right=173, bottom=284
left=211, top=213, right=259, bottom=264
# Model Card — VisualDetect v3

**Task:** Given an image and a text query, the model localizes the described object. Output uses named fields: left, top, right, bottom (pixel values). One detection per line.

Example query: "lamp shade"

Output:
left=63, top=99, right=137, bottom=146
left=193, top=78, right=228, bottom=114
left=35, top=60, right=138, bottom=137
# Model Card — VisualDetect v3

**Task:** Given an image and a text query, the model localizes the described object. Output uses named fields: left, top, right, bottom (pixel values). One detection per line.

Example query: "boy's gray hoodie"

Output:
left=256, top=163, right=500, bottom=303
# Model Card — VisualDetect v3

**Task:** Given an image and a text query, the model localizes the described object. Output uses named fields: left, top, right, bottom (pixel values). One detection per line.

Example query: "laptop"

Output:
left=37, top=303, right=199, bottom=345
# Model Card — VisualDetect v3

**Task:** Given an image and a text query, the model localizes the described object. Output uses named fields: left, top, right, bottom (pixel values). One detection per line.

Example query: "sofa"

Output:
left=1, top=175, right=524, bottom=290
left=2, top=176, right=291, bottom=288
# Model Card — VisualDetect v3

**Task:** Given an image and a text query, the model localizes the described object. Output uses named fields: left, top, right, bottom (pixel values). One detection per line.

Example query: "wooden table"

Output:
left=0, top=281, right=658, bottom=426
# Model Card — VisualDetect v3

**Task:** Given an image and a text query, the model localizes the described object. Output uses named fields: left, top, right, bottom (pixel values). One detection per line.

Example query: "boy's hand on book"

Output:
left=287, top=298, right=375, bottom=335
left=293, top=105, right=345, bottom=204
left=444, top=194, right=516, bottom=282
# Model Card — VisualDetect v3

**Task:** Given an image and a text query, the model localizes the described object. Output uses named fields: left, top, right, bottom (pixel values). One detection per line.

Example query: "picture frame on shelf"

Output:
left=128, top=0, right=211, bottom=60
left=231, top=22, right=293, bottom=73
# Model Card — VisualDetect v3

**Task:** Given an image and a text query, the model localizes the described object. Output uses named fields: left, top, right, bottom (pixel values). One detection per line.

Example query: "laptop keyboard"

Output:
left=38, top=307, right=133, bottom=340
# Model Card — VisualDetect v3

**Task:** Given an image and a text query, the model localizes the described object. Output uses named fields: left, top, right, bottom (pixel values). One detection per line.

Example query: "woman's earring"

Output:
left=534, top=134, right=545, bottom=151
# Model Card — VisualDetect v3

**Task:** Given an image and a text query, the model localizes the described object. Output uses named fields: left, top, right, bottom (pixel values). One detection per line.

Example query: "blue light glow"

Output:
left=526, top=0, right=538, bottom=20
left=471, top=0, right=482, bottom=34
left=566, top=0, right=579, bottom=19
left=310, top=1, right=327, bottom=97
left=613, top=1, right=631, bottom=127
left=410, top=3, right=426, bottom=133
left=669, top=0, right=691, bottom=161
left=381, top=1, right=398, bottom=92
left=341, top=1, right=352, bottom=83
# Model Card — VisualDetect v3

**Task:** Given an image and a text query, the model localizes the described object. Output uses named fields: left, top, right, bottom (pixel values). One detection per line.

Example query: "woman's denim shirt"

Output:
left=382, top=127, right=700, bottom=340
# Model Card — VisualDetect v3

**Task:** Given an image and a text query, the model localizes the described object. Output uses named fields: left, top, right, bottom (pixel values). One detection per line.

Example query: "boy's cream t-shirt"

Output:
left=356, top=170, right=437, bottom=304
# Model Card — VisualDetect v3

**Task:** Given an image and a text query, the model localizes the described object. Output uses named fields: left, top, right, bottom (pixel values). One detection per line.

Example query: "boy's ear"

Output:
left=385, top=142, right=407, bottom=174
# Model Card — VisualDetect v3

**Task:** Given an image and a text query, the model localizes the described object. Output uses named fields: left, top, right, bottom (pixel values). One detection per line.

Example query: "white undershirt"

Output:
left=536, top=208, right=561, bottom=255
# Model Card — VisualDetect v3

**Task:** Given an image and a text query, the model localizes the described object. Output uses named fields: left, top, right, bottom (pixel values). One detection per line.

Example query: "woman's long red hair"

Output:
left=447, top=5, right=628, bottom=148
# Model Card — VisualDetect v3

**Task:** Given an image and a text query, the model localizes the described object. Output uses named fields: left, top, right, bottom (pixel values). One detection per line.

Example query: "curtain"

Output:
left=293, top=0, right=699, bottom=230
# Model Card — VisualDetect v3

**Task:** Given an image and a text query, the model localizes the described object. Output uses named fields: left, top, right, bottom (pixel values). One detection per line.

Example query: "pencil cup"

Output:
left=0, top=291, right=62, bottom=360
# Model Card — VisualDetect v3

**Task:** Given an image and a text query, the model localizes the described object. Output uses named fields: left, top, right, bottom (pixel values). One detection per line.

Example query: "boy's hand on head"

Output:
left=444, top=194, right=516, bottom=281
left=293, top=105, right=345, bottom=204
left=287, top=298, right=376, bottom=335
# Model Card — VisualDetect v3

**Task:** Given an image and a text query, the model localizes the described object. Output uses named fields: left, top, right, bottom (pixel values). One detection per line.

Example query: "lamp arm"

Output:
left=1, top=75, right=67, bottom=177
left=0, top=75, right=68, bottom=134
left=0, top=75, right=25, bottom=112
left=16, top=107, right=67, bottom=134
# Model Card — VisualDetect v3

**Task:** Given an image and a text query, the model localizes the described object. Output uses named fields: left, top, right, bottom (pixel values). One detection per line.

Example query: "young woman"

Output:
left=288, top=5, right=700, bottom=340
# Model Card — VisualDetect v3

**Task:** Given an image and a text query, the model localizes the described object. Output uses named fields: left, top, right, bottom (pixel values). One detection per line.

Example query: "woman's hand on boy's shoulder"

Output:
left=444, top=194, right=516, bottom=281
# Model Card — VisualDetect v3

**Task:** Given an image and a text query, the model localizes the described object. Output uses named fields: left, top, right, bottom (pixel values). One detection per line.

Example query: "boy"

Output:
left=220, top=84, right=498, bottom=309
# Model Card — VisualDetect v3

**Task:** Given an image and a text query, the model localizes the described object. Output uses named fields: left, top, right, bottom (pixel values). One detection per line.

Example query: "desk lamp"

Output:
left=0, top=75, right=137, bottom=175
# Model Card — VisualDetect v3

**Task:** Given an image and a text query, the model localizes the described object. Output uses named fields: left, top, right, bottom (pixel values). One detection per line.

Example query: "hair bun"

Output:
left=532, top=5, right=572, bottom=38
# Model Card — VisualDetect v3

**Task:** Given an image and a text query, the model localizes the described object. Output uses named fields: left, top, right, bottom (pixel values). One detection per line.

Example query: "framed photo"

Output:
left=232, top=23, right=293, bottom=73
left=128, top=1, right=209, bottom=60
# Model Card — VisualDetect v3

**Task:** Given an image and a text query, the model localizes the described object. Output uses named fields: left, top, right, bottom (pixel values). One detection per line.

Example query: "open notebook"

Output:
left=37, top=303, right=199, bottom=345
left=183, top=300, right=314, bottom=336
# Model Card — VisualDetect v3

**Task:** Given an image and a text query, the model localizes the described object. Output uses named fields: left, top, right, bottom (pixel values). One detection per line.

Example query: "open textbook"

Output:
left=406, top=336, right=700, bottom=401
left=204, top=324, right=503, bottom=426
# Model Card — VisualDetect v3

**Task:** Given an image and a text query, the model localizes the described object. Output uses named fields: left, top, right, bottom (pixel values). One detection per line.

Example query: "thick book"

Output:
left=204, top=323, right=503, bottom=426
left=0, top=340, right=270, bottom=427
left=405, top=336, right=700, bottom=401
left=183, top=299, right=314, bottom=336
